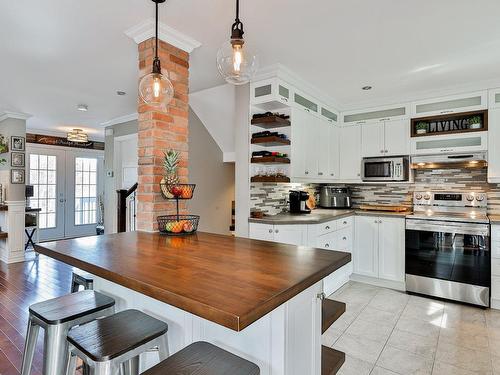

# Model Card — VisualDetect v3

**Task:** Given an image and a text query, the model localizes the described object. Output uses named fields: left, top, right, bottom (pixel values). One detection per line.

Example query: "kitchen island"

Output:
left=35, top=231, right=351, bottom=375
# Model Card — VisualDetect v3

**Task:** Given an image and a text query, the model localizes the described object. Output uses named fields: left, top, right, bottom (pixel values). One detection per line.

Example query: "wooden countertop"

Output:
left=35, top=231, right=351, bottom=331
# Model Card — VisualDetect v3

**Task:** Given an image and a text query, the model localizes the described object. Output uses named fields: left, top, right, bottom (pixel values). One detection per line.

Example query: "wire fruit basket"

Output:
left=157, top=183, right=199, bottom=236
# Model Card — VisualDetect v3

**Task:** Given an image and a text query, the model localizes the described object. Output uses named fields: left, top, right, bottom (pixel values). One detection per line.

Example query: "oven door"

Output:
left=405, top=219, right=490, bottom=288
left=362, top=160, right=394, bottom=181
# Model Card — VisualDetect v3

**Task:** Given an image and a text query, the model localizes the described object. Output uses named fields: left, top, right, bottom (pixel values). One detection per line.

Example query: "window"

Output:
left=29, top=154, right=57, bottom=229
left=75, top=157, right=97, bottom=225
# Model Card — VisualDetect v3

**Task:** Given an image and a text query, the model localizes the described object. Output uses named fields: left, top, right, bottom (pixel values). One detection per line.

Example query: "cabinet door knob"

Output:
left=325, top=225, right=330, bottom=230
left=318, top=172, right=324, bottom=176
left=385, top=150, right=388, bottom=153
left=357, top=173, right=361, bottom=177
left=342, top=237, right=347, bottom=240
left=379, top=220, right=382, bottom=224
left=380, top=150, right=384, bottom=154
left=375, top=220, right=378, bottom=223
left=325, top=243, right=330, bottom=248
left=269, top=229, right=273, bottom=233
left=343, top=221, right=347, bottom=225
left=305, top=171, right=309, bottom=175
left=330, top=173, right=334, bottom=176
left=275, top=229, right=279, bottom=233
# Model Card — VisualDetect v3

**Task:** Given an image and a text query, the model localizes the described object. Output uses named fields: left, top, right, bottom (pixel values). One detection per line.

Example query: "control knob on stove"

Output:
left=466, top=195, right=475, bottom=202
left=423, top=194, right=431, bottom=200
left=476, top=195, right=485, bottom=202
left=415, top=193, right=423, bottom=200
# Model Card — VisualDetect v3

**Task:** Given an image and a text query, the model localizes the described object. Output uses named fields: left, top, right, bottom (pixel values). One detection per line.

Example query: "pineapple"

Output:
left=162, top=149, right=180, bottom=198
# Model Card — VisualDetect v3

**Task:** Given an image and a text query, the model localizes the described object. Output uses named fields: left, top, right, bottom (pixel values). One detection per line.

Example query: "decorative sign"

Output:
left=411, top=110, right=488, bottom=137
left=26, top=133, right=105, bottom=150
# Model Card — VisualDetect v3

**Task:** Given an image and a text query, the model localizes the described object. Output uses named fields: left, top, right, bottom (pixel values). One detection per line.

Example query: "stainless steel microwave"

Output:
left=361, top=156, right=409, bottom=182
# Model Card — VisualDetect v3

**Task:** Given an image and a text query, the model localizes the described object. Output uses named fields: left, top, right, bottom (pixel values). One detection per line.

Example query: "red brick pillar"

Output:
left=137, top=38, right=189, bottom=232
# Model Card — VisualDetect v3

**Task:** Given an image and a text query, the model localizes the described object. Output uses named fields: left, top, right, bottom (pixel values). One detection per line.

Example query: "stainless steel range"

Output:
left=405, top=191, right=490, bottom=307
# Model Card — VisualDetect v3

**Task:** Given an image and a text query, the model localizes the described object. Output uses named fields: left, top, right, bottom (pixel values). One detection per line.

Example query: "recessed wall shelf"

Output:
left=322, top=299, right=346, bottom=334
left=250, top=176, right=291, bottom=183
left=251, top=157, right=290, bottom=164
left=322, top=346, right=345, bottom=375
left=0, top=232, right=8, bottom=239
left=251, top=136, right=290, bottom=147
left=411, top=110, right=488, bottom=138
left=251, top=116, right=291, bottom=129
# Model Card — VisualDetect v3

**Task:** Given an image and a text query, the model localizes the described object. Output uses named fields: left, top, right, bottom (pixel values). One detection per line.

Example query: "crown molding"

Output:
left=101, top=113, right=138, bottom=127
left=124, top=18, right=201, bottom=53
left=253, top=64, right=342, bottom=111
left=0, top=111, right=32, bottom=122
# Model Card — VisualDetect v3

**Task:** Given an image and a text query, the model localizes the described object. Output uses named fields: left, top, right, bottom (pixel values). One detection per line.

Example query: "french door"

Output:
left=27, top=145, right=104, bottom=241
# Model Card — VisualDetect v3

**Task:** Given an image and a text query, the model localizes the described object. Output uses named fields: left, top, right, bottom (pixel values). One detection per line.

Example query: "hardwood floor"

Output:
left=0, top=255, right=77, bottom=375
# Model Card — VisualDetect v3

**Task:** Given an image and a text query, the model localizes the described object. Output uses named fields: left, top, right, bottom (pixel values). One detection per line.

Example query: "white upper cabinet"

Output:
left=411, top=131, right=488, bottom=155
left=489, top=88, right=500, bottom=109
left=250, top=78, right=292, bottom=110
left=384, top=119, right=410, bottom=156
left=411, top=91, right=487, bottom=117
left=329, top=124, right=340, bottom=179
left=339, top=125, right=362, bottom=181
left=316, top=118, right=330, bottom=179
left=291, top=108, right=311, bottom=179
left=361, top=121, right=384, bottom=157
left=343, top=105, right=408, bottom=124
left=488, top=106, right=500, bottom=183
left=361, top=119, right=410, bottom=158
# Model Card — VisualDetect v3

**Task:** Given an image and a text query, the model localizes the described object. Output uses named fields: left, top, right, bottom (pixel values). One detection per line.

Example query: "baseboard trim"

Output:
left=350, top=273, right=405, bottom=291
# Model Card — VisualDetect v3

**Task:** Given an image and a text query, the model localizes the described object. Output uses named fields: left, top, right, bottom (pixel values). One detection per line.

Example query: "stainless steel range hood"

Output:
left=411, top=152, right=488, bottom=170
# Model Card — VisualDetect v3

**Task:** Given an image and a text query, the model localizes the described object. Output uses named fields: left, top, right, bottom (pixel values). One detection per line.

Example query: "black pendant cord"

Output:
left=231, top=0, right=244, bottom=39
left=152, top=0, right=162, bottom=74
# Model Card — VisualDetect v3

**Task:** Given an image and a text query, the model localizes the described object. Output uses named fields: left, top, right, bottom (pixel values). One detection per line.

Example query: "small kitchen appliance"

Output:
left=289, top=190, right=311, bottom=214
left=361, top=156, right=409, bottom=182
left=405, top=191, right=490, bottom=307
left=319, top=187, right=352, bottom=208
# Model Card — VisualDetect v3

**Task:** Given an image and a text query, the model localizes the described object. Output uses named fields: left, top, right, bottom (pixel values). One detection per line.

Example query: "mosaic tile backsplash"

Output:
left=250, top=168, right=500, bottom=216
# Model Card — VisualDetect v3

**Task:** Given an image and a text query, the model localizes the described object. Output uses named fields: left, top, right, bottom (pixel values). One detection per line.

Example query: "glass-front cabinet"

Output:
left=411, top=91, right=488, bottom=117
left=250, top=78, right=292, bottom=110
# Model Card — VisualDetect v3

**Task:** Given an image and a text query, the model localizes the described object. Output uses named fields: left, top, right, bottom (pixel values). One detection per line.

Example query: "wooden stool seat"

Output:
left=29, top=290, right=115, bottom=325
left=143, top=341, right=260, bottom=375
left=67, top=309, right=169, bottom=362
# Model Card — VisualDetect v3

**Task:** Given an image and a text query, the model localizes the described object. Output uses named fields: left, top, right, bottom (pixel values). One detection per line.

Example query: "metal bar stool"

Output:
left=65, top=309, right=169, bottom=375
left=71, top=270, right=94, bottom=292
left=142, top=341, right=260, bottom=375
left=21, top=290, right=115, bottom=375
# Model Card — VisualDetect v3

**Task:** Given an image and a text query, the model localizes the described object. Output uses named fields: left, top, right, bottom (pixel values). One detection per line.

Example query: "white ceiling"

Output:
left=2, top=0, right=500, bottom=138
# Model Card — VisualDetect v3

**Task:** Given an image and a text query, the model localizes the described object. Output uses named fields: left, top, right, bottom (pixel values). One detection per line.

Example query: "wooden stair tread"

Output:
left=143, top=341, right=260, bottom=375
left=322, top=346, right=345, bottom=375
left=322, top=299, right=346, bottom=334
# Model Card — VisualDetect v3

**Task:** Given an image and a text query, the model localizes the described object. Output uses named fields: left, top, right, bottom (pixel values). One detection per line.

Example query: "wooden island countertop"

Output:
left=35, top=231, right=351, bottom=331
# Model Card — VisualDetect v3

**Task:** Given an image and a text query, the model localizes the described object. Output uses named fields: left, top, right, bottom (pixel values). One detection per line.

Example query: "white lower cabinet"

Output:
left=492, top=225, right=500, bottom=309
left=249, top=223, right=306, bottom=246
left=354, top=215, right=405, bottom=283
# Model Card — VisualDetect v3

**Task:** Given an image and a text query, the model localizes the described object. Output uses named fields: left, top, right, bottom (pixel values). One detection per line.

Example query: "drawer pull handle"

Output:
left=325, top=226, right=330, bottom=230
left=342, top=237, right=347, bottom=240
left=269, top=229, right=273, bottom=233
left=343, top=221, right=347, bottom=225
left=325, top=244, right=329, bottom=248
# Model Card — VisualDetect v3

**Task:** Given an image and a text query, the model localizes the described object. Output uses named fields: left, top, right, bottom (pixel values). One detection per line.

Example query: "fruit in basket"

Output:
left=165, top=222, right=175, bottom=232
left=162, top=149, right=180, bottom=198
left=170, top=185, right=183, bottom=197
left=171, top=221, right=184, bottom=233
left=180, top=186, right=192, bottom=199
left=183, top=221, right=194, bottom=233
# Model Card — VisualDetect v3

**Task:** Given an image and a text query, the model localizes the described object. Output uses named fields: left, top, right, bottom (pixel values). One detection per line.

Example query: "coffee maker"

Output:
left=289, top=190, right=311, bottom=214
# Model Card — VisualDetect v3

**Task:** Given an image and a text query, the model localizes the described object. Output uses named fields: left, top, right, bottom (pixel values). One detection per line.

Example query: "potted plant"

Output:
left=415, top=122, right=429, bottom=135
left=468, top=116, right=482, bottom=129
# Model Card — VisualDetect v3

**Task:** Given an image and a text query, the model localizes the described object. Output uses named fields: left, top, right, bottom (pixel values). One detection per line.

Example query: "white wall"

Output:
left=190, top=84, right=236, bottom=162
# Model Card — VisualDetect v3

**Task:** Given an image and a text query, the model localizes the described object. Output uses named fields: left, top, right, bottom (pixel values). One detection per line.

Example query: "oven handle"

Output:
left=406, top=219, right=490, bottom=237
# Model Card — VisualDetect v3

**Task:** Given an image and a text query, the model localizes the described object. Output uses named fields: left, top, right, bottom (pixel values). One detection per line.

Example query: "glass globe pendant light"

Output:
left=216, top=0, right=258, bottom=85
left=139, top=0, right=174, bottom=107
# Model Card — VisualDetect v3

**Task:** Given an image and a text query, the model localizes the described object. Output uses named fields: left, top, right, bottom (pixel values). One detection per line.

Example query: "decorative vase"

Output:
left=469, top=123, right=482, bottom=129
left=416, top=128, right=427, bottom=135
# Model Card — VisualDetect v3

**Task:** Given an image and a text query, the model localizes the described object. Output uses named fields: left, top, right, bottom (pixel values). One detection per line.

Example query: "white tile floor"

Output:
left=323, top=281, right=500, bottom=375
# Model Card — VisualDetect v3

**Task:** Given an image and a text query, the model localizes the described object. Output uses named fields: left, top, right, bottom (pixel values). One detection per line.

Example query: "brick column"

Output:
left=137, top=38, right=189, bottom=232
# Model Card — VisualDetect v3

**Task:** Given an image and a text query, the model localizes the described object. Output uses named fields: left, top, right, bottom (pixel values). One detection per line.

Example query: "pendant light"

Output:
left=216, top=0, right=258, bottom=85
left=139, top=0, right=174, bottom=107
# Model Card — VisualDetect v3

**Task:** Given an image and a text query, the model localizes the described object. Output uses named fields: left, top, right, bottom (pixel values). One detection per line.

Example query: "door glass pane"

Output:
left=74, top=157, right=98, bottom=226
left=28, top=154, right=57, bottom=229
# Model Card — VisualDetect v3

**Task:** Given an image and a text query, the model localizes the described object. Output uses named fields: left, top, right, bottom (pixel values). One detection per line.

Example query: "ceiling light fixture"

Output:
left=67, top=129, right=88, bottom=143
left=77, top=104, right=88, bottom=112
left=138, top=0, right=174, bottom=107
left=216, top=0, right=258, bottom=85
left=362, top=86, right=373, bottom=91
